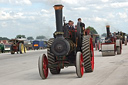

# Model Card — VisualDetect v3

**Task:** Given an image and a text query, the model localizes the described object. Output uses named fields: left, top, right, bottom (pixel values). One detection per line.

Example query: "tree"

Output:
left=27, top=36, right=34, bottom=40
left=86, top=26, right=98, bottom=34
left=101, top=33, right=107, bottom=37
left=0, top=37, right=2, bottom=40
left=2, top=37, right=10, bottom=40
left=0, top=37, right=9, bottom=40
left=36, top=35, right=46, bottom=40
left=16, top=35, right=26, bottom=39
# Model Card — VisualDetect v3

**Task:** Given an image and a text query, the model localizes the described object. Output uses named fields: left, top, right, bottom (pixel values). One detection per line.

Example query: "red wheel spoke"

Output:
left=42, top=55, right=48, bottom=78
left=90, top=38, right=94, bottom=71
left=80, top=54, right=84, bottom=76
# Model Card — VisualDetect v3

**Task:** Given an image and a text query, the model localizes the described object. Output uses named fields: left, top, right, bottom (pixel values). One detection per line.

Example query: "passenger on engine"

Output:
left=75, top=25, right=77, bottom=30
left=63, top=20, right=74, bottom=38
left=71, top=21, right=75, bottom=29
left=78, top=18, right=85, bottom=34
left=67, top=20, right=75, bottom=30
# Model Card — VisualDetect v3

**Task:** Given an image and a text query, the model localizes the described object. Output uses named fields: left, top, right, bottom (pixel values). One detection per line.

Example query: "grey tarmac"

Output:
left=0, top=45, right=128, bottom=85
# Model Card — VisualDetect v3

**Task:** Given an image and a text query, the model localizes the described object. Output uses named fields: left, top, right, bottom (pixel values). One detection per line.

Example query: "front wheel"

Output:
left=76, top=52, right=84, bottom=78
left=38, top=54, right=48, bottom=79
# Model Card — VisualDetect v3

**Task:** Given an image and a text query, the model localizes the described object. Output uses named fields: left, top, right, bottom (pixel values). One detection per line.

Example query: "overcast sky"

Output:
left=0, top=0, right=128, bottom=39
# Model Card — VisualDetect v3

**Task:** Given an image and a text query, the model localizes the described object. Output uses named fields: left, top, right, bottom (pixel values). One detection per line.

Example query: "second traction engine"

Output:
left=101, top=25, right=122, bottom=56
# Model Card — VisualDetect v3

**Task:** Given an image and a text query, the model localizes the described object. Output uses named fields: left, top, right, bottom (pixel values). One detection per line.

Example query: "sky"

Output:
left=0, top=0, right=128, bottom=39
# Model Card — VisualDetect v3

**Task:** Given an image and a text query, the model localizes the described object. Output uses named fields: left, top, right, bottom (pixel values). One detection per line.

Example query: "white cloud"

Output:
left=14, top=12, right=26, bottom=19
left=0, top=11, right=12, bottom=20
left=108, top=13, right=115, bottom=18
left=72, top=7, right=88, bottom=11
left=41, top=9, right=49, bottom=13
left=111, top=2, right=128, bottom=8
left=0, top=0, right=32, bottom=5
left=42, top=0, right=62, bottom=5
left=1, top=22, right=7, bottom=27
left=0, top=11, right=26, bottom=20
left=12, top=0, right=32, bottom=5
left=62, top=0, right=78, bottom=4
left=93, top=17, right=107, bottom=22
left=118, top=12, right=127, bottom=18
left=101, top=0, right=109, bottom=2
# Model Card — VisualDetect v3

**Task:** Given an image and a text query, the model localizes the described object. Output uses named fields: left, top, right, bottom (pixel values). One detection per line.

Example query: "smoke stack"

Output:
left=106, top=25, right=110, bottom=38
left=54, top=5, right=63, bottom=32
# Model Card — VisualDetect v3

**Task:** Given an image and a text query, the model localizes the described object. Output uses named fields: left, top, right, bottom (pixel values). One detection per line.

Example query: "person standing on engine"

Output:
left=78, top=18, right=85, bottom=34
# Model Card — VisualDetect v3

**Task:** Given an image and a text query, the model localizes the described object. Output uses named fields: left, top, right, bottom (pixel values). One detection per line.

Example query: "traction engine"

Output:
left=101, top=25, right=122, bottom=56
left=38, top=5, right=94, bottom=79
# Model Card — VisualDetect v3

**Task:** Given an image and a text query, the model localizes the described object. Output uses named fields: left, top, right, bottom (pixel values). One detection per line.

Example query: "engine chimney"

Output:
left=54, top=5, right=63, bottom=32
left=106, top=25, right=110, bottom=38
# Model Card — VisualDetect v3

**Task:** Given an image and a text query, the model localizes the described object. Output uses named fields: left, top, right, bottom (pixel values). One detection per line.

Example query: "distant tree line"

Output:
left=0, top=37, right=10, bottom=40
left=16, top=35, right=26, bottom=39
left=15, top=35, right=47, bottom=40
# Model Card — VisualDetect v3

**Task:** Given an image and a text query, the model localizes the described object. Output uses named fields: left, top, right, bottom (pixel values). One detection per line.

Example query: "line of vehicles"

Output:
left=95, top=25, right=127, bottom=56
left=0, top=39, right=48, bottom=54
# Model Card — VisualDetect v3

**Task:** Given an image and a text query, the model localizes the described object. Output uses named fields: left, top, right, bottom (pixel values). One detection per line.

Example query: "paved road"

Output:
left=0, top=46, right=128, bottom=85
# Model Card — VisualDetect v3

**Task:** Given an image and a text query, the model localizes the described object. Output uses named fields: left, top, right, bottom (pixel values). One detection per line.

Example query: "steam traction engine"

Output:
left=10, top=39, right=27, bottom=54
left=38, top=5, right=94, bottom=79
left=101, top=25, right=122, bottom=56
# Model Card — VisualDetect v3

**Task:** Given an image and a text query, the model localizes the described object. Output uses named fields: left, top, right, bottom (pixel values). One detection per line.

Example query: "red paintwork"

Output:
left=85, top=29, right=90, bottom=35
left=68, top=29, right=77, bottom=38
left=80, top=53, right=84, bottom=76
left=111, top=37, right=116, bottom=42
left=12, top=45, right=18, bottom=52
left=43, top=55, right=48, bottom=78
left=90, top=38, right=94, bottom=71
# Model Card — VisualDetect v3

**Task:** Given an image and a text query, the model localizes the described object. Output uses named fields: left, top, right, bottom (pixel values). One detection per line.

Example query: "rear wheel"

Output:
left=82, top=35, right=94, bottom=72
left=38, top=54, right=48, bottom=79
left=47, top=38, right=61, bottom=74
left=19, top=43, right=24, bottom=54
left=76, top=52, right=84, bottom=78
